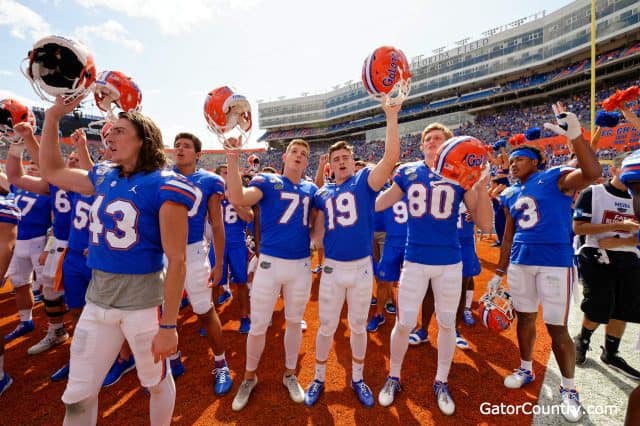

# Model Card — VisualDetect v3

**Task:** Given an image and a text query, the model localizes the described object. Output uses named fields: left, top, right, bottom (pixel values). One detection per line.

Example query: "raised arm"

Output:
left=315, top=153, right=328, bottom=188
left=70, top=128, right=94, bottom=170
left=544, top=102, right=601, bottom=192
left=368, top=102, right=401, bottom=191
left=375, top=183, right=404, bottom=212
left=5, top=143, right=50, bottom=195
left=39, top=96, right=94, bottom=195
left=225, top=148, right=263, bottom=207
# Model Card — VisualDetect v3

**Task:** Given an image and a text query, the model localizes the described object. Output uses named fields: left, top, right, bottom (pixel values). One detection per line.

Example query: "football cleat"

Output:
left=560, top=387, right=585, bottom=422
left=462, top=308, right=476, bottom=326
left=103, top=356, right=136, bottom=387
left=27, top=328, right=69, bottom=355
left=455, top=330, right=470, bottom=350
left=378, top=376, right=401, bottom=407
left=0, top=373, right=13, bottom=396
left=50, top=362, right=70, bottom=382
left=408, top=327, right=428, bottom=346
left=304, top=380, right=325, bottom=406
left=283, top=374, right=305, bottom=403
left=352, top=380, right=375, bottom=407
left=504, top=368, right=535, bottom=389
left=239, top=316, right=251, bottom=334
left=216, top=290, right=233, bottom=306
left=213, top=366, right=233, bottom=395
left=169, top=352, right=185, bottom=379
left=434, top=380, right=455, bottom=415
left=232, top=377, right=257, bottom=411
left=4, top=320, right=35, bottom=342
left=367, top=314, right=385, bottom=332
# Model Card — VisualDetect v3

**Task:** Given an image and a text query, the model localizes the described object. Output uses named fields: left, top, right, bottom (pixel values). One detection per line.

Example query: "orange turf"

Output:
left=0, top=239, right=553, bottom=425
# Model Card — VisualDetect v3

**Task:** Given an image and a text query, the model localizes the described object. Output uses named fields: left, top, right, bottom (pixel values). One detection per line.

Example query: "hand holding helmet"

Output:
left=204, top=86, right=252, bottom=151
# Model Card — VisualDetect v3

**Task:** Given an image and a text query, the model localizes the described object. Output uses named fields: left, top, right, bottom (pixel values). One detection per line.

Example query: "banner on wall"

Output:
left=536, top=123, right=640, bottom=152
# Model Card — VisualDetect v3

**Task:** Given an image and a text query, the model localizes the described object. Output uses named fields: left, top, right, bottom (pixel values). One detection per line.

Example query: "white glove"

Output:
left=7, top=141, right=25, bottom=158
left=544, top=110, right=582, bottom=140
left=487, top=274, right=503, bottom=293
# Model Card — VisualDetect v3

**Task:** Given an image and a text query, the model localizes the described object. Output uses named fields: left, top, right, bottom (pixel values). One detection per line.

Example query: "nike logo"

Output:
left=538, top=180, right=544, bottom=184
left=129, top=185, right=138, bottom=194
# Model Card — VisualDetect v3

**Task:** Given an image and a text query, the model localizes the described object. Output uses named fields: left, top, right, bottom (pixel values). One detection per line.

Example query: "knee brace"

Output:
left=44, top=296, right=66, bottom=317
left=43, top=286, right=65, bottom=301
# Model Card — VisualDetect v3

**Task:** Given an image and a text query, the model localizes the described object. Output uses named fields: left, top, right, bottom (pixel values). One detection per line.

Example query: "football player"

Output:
left=489, top=103, right=601, bottom=422
left=375, top=132, right=493, bottom=415
left=304, top=101, right=401, bottom=407
left=226, top=139, right=318, bottom=411
left=40, top=96, right=195, bottom=426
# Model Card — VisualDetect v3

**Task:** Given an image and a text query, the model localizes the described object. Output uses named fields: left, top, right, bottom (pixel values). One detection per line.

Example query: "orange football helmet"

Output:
left=0, top=98, right=36, bottom=144
left=94, top=70, right=142, bottom=118
left=433, top=136, right=490, bottom=190
left=22, top=35, right=96, bottom=104
left=204, top=86, right=252, bottom=150
left=362, top=46, right=411, bottom=105
left=479, top=287, right=514, bottom=332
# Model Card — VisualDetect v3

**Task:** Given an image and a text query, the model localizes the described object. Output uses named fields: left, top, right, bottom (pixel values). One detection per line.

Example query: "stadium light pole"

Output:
left=590, top=0, right=596, bottom=138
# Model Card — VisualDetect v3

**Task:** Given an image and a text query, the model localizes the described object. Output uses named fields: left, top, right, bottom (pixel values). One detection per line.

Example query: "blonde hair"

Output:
left=286, top=139, right=310, bottom=156
left=422, top=123, right=453, bottom=142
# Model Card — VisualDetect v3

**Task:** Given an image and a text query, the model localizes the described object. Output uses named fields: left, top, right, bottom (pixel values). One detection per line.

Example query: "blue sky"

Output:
left=0, top=0, right=574, bottom=149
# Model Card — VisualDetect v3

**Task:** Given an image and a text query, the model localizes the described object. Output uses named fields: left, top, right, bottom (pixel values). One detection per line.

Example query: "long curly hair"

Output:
left=118, top=111, right=167, bottom=173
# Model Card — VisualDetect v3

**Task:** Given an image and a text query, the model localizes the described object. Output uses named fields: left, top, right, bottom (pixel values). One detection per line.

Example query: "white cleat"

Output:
left=232, top=377, right=257, bottom=412
left=283, top=374, right=305, bottom=403
left=28, top=328, right=69, bottom=355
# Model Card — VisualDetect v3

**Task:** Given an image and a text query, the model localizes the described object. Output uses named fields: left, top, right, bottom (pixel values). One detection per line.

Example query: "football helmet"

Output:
left=22, top=35, right=96, bottom=104
left=94, top=70, right=142, bottom=118
left=362, top=46, right=411, bottom=106
left=247, top=154, right=260, bottom=173
left=204, top=86, right=252, bottom=150
left=620, top=150, right=640, bottom=187
left=433, top=135, right=489, bottom=190
left=479, top=287, right=514, bottom=332
left=0, top=98, right=36, bottom=144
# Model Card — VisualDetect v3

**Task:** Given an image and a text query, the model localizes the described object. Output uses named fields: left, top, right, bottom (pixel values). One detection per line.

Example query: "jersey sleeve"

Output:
left=572, top=187, right=593, bottom=222
left=392, top=166, right=408, bottom=191
left=546, top=165, right=576, bottom=183
left=158, top=176, right=197, bottom=211
left=248, top=173, right=270, bottom=195
left=211, top=174, right=225, bottom=197
left=88, top=163, right=113, bottom=189
left=0, top=200, right=21, bottom=225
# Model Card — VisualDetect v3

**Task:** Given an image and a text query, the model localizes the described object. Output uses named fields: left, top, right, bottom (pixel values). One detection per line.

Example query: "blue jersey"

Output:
left=314, top=168, right=379, bottom=261
left=177, top=168, right=225, bottom=244
left=500, top=166, right=574, bottom=267
left=382, top=198, right=408, bottom=248
left=50, top=184, right=72, bottom=241
left=9, top=185, right=52, bottom=240
left=68, top=192, right=95, bottom=252
left=457, top=202, right=475, bottom=245
left=222, top=199, right=248, bottom=246
left=0, top=198, right=21, bottom=225
left=393, top=161, right=466, bottom=265
left=249, top=173, right=317, bottom=259
left=87, top=164, right=196, bottom=274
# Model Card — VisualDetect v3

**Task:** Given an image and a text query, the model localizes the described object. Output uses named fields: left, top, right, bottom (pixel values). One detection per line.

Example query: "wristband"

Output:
left=159, top=324, right=177, bottom=329
left=495, top=268, right=505, bottom=275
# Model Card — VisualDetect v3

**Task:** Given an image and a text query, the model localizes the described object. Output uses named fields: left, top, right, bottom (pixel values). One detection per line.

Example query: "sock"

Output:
left=314, top=363, right=326, bottom=382
left=149, top=368, right=176, bottom=426
left=0, top=354, right=4, bottom=379
left=214, top=352, right=227, bottom=368
left=435, top=326, right=456, bottom=382
left=561, top=376, right=575, bottom=389
left=465, top=290, right=473, bottom=309
left=520, top=359, right=533, bottom=372
left=19, top=309, right=32, bottom=322
left=580, top=326, right=594, bottom=343
left=352, top=361, right=364, bottom=383
left=284, top=321, right=303, bottom=371
left=389, top=323, right=411, bottom=379
left=604, top=334, right=621, bottom=357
